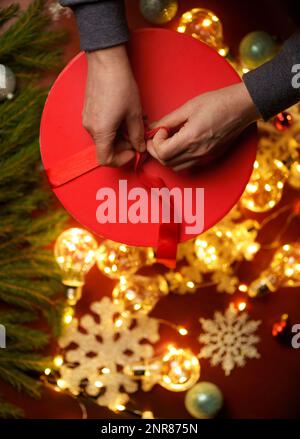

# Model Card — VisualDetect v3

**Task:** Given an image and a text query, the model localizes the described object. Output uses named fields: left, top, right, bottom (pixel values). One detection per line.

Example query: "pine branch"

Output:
left=0, top=0, right=46, bottom=57
left=0, top=4, right=19, bottom=27
left=0, top=397, right=24, bottom=419
left=0, top=366, right=41, bottom=398
left=0, top=0, right=69, bottom=417
left=0, top=352, right=51, bottom=372
left=0, top=0, right=67, bottom=74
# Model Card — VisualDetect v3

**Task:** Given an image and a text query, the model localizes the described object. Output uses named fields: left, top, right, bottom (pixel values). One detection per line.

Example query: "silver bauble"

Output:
left=0, top=64, right=16, bottom=101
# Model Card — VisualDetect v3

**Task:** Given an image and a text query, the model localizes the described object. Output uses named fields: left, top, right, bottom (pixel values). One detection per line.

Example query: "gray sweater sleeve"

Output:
left=59, top=0, right=129, bottom=51
left=243, top=33, right=300, bottom=120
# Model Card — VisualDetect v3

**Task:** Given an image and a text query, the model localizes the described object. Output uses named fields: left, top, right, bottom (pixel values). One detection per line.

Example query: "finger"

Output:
left=150, top=104, right=188, bottom=130
left=146, top=139, right=161, bottom=162
left=127, top=113, right=146, bottom=152
left=164, top=149, right=194, bottom=167
left=114, top=139, right=134, bottom=152
left=93, top=130, right=116, bottom=166
left=153, top=126, right=191, bottom=162
left=172, top=159, right=199, bottom=172
left=110, top=148, right=136, bottom=167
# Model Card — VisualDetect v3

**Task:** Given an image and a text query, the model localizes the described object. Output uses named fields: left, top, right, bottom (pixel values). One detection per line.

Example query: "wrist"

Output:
left=86, top=45, right=129, bottom=69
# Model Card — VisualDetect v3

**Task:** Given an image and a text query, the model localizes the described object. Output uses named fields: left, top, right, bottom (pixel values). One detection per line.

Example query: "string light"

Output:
left=248, top=242, right=300, bottom=297
left=124, top=346, right=200, bottom=392
left=178, top=327, right=188, bottom=336
left=57, top=379, right=67, bottom=389
left=54, top=355, right=64, bottom=368
left=238, top=284, right=248, bottom=293
left=63, top=306, right=74, bottom=325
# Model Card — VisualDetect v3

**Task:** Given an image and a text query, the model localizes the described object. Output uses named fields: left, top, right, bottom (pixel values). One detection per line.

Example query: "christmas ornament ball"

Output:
left=0, top=64, right=16, bottom=101
left=185, top=381, right=223, bottom=419
left=140, top=0, right=178, bottom=24
left=239, top=31, right=277, bottom=69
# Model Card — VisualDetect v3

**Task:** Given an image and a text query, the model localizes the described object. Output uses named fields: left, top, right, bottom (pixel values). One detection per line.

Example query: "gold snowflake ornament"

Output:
left=58, top=296, right=160, bottom=410
left=198, top=307, right=261, bottom=376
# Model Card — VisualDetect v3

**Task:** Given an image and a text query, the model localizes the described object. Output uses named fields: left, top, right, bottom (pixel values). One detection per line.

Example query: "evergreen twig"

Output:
left=0, top=0, right=69, bottom=417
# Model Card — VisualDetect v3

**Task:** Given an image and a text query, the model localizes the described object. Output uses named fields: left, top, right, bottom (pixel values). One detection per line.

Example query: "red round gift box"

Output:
left=40, top=28, right=257, bottom=247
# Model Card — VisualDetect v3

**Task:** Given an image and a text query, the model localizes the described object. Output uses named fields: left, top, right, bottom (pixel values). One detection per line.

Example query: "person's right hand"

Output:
left=83, top=45, right=145, bottom=167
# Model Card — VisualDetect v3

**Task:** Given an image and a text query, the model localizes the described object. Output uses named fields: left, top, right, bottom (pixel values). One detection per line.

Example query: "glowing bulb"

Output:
left=54, top=355, right=63, bottom=367
left=112, top=275, right=168, bottom=315
left=202, top=18, right=212, bottom=27
left=115, top=318, right=124, bottom=328
left=178, top=327, right=188, bottom=336
left=237, top=301, right=247, bottom=311
left=124, top=347, right=200, bottom=392
left=97, top=240, right=154, bottom=279
left=95, top=380, right=103, bottom=388
left=57, top=379, right=67, bottom=389
left=241, top=159, right=288, bottom=212
left=177, top=8, right=225, bottom=52
left=44, top=368, right=51, bottom=376
left=248, top=243, right=300, bottom=296
left=54, top=228, right=98, bottom=287
left=63, top=306, right=74, bottom=325
left=238, top=284, right=248, bottom=293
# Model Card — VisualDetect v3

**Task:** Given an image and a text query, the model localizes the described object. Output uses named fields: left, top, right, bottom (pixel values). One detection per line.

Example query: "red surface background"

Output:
left=1, top=0, right=300, bottom=419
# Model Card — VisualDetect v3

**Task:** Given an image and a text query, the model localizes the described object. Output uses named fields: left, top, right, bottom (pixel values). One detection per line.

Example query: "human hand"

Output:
left=83, top=45, right=145, bottom=167
left=147, top=83, right=260, bottom=171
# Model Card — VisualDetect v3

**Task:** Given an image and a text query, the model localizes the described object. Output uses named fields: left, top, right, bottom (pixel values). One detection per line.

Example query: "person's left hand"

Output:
left=146, top=83, right=260, bottom=171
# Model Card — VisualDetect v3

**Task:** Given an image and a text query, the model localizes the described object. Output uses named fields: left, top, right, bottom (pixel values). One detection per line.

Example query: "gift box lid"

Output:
left=40, top=28, right=257, bottom=250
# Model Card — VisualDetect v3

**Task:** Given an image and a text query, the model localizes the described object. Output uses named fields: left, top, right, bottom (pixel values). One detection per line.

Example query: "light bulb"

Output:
left=177, top=8, right=227, bottom=54
left=54, top=228, right=98, bottom=287
left=288, top=161, right=300, bottom=189
left=112, top=275, right=169, bottom=316
left=248, top=243, right=300, bottom=297
left=195, top=226, right=237, bottom=271
left=96, top=240, right=154, bottom=279
left=241, top=159, right=288, bottom=212
left=124, top=346, right=200, bottom=392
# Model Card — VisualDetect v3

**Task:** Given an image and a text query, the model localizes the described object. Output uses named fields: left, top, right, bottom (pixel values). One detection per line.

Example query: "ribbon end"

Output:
left=156, top=257, right=177, bottom=270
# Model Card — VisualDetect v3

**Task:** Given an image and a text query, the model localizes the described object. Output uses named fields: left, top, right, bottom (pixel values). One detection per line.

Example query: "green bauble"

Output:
left=140, top=0, right=178, bottom=24
left=185, top=382, right=223, bottom=419
left=239, top=31, right=277, bottom=69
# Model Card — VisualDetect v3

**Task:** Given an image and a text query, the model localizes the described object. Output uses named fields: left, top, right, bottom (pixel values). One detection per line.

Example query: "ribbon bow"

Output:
left=46, top=126, right=179, bottom=268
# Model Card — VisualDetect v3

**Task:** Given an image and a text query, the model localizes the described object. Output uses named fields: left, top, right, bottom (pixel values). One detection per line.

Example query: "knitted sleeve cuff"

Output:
left=243, top=33, right=300, bottom=121
left=67, top=1, right=129, bottom=52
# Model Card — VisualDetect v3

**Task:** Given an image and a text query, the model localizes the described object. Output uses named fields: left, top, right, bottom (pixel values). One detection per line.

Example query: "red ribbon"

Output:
left=46, top=126, right=179, bottom=268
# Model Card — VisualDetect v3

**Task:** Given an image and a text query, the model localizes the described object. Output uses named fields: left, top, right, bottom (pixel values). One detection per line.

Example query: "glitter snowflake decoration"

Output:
left=58, top=296, right=160, bottom=410
left=198, top=307, right=261, bottom=376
